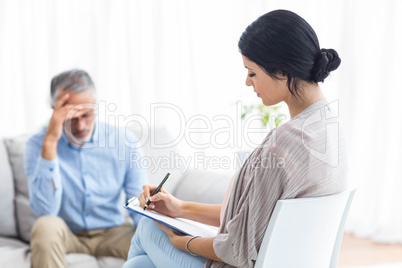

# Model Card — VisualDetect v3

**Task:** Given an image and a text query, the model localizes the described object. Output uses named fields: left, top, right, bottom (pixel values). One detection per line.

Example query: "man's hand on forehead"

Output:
left=56, top=92, right=97, bottom=121
left=70, top=108, right=94, bottom=120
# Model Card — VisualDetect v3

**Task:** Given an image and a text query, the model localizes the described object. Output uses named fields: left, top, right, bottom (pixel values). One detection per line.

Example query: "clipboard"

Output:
left=124, top=197, right=219, bottom=237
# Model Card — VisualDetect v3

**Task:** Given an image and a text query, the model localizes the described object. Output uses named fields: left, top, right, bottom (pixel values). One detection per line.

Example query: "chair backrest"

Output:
left=255, top=189, right=356, bottom=268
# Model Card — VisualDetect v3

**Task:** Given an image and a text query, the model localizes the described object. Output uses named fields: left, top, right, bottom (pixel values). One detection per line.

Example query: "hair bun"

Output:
left=311, top=48, right=341, bottom=83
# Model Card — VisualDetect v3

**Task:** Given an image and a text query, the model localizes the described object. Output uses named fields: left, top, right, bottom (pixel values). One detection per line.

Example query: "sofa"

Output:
left=0, top=127, right=233, bottom=267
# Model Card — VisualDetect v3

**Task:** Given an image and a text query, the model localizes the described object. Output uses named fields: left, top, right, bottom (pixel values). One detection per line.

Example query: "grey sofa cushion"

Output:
left=0, top=237, right=30, bottom=268
left=97, top=256, right=125, bottom=268
left=65, top=254, right=99, bottom=268
left=4, top=134, right=38, bottom=242
left=0, top=140, right=18, bottom=237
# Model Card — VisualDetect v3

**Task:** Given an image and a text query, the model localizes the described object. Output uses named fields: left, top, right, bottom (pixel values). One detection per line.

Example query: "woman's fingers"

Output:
left=138, top=192, right=146, bottom=206
left=154, top=221, right=176, bottom=236
left=142, top=184, right=154, bottom=201
left=140, top=184, right=163, bottom=206
left=138, top=185, right=178, bottom=213
left=150, top=192, right=168, bottom=202
left=142, top=185, right=171, bottom=201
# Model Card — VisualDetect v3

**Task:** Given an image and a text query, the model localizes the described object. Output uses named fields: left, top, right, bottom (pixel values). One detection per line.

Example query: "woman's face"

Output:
left=242, top=55, right=289, bottom=106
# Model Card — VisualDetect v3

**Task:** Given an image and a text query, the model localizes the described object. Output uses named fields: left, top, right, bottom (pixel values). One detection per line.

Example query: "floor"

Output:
left=338, top=234, right=402, bottom=267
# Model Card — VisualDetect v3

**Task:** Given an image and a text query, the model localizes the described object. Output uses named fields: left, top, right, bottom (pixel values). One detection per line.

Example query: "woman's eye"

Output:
left=248, top=73, right=255, bottom=78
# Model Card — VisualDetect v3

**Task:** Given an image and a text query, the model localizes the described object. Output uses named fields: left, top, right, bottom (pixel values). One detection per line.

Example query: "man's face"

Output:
left=59, top=90, right=96, bottom=145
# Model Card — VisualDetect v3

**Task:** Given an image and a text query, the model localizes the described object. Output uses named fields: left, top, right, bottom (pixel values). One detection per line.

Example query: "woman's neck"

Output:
left=285, top=83, right=324, bottom=118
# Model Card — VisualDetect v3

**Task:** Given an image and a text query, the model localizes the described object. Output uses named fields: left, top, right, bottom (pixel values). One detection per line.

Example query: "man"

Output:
left=24, top=69, right=147, bottom=268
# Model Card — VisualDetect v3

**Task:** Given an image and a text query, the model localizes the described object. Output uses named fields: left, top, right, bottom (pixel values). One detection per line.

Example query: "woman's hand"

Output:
left=139, top=185, right=222, bottom=226
left=138, top=185, right=184, bottom=218
left=155, top=221, right=184, bottom=240
left=154, top=222, right=190, bottom=251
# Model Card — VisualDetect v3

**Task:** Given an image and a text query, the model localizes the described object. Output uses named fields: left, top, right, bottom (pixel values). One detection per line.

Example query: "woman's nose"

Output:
left=245, top=75, right=252, bottom=87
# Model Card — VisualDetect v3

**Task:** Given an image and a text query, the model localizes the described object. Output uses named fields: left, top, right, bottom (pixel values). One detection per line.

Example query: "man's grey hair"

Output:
left=50, top=69, right=96, bottom=106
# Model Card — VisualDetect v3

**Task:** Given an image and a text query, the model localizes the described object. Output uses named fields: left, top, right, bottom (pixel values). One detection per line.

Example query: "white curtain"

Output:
left=0, top=0, right=401, bottom=243
left=337, top=0, right=402, bottom=243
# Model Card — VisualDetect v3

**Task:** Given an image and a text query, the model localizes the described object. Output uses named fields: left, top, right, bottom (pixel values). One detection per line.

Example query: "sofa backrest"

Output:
left=173, top=169, right=232, bottom=205
left=4, top=134, right=38, bottom=242
left=129, top=126, right=184, bottom=192
left=0, top=139, right=18, bottom=237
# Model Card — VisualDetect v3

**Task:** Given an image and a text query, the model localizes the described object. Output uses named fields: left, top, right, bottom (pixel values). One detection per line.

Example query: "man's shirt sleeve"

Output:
left=24, top=137, right=63, bottom=216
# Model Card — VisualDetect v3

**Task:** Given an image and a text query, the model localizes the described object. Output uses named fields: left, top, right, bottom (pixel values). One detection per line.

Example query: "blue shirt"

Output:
left=24, top=121, right=147, bottom=232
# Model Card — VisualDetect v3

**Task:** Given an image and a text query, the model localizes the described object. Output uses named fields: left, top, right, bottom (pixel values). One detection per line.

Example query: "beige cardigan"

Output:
left=204, top=99, right=349, bottom=268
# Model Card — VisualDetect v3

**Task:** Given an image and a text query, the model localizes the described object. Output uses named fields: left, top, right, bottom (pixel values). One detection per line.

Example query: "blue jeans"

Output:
left=123, top=217, right=208, bottom=268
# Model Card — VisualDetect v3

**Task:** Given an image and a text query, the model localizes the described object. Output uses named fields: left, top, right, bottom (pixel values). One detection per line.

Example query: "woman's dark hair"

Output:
left=238, top=9, right=341, bottom=97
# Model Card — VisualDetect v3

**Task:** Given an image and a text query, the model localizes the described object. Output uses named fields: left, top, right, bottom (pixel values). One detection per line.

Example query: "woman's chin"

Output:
left=261, top=99, right=270, bottom=106
left=262, top=99, right=280, bottom=107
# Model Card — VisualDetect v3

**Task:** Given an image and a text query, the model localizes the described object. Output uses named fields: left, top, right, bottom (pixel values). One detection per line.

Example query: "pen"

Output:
left=144, top=172, right=171, bottom=211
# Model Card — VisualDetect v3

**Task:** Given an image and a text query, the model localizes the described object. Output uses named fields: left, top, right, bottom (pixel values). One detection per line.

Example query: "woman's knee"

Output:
left=136, top=217, right=156, bottom=233
left=134, top=217, right=160, bottom=242
left=128, top=217, right=164, bottom=258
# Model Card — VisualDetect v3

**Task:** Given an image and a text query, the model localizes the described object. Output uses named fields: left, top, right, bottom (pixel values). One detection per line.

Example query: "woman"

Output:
left=123, top=9, right=348, bottom=268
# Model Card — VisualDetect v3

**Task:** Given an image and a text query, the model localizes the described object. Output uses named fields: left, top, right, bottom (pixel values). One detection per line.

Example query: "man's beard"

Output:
left=65, top=126, right=93, bottom=146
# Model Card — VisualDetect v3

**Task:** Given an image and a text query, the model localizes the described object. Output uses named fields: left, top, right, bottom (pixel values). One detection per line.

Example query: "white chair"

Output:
left=255, top=189, right=356, bottom=268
